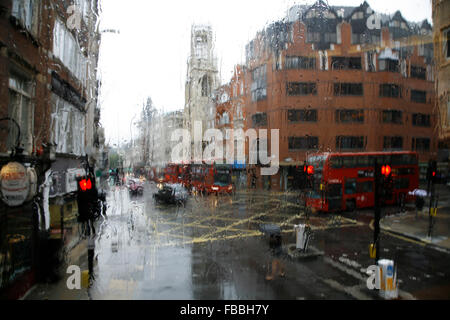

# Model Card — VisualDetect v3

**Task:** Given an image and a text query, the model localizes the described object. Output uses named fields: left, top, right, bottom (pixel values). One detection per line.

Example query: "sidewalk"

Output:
left=380, top=207, right=450, bottom=252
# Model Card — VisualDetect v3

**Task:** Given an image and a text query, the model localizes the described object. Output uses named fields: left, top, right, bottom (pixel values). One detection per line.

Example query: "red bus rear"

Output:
left=164, top=163, right=180, bottom=184
left=305, top=151, right=419, bottom=213
left=205, top=164, right=233, bottom=194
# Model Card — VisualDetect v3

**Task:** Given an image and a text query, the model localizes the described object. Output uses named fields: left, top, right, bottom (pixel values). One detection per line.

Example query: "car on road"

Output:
left=127, top=178, right=144, bottom=197
left=154, top=183, right=188, bottom=205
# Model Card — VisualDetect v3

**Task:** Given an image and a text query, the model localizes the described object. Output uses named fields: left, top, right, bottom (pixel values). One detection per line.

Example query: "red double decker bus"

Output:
left=305, top=151, right=419, bottom=213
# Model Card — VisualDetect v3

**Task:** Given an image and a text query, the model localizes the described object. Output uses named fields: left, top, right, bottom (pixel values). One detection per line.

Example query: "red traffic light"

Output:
left=307, top=165, right=314, bottom=175
left=381, top=165, right=391, bottom=177
left=79, top=178, right=92, bottom=191
left=432, top=171, right=436, bottom=177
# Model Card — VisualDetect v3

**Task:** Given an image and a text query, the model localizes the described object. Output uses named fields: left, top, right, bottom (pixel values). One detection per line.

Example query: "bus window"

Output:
left=343, top=156, right=356, bottom=168
left=330, top=156, right=342, bottom=168
left=357, top=181, right=373, bottom=193
left=356, top=156, right=369, bottom=168
left=345, top=179, right=357, bottom=194
left=368, top=155, right=385, bottom=166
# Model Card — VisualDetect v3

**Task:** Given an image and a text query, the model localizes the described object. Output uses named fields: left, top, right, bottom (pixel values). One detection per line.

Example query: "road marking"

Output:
left=321, top=279, right=372, bottom=300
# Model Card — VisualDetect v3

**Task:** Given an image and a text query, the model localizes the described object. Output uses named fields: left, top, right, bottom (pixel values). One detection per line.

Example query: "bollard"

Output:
left=294, top=224, right=311, bottom=251
left=378, top=259, right=398, bottom=299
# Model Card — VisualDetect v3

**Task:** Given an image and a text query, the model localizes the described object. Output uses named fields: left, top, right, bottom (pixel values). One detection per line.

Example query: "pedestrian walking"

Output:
left=265, top=233, right=285, bottom=281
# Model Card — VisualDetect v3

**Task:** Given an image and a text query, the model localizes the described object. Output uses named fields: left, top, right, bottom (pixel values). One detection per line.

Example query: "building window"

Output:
left=333, top=83, right=363, bottom=96
left=382, top=110, right=402, bottom=124
left=50, top=94, right=85, bottom=156
left=412, top=113, right=431, bottom=127
left=251, top=64, right=267, bottom=101
left=331, top=57, right=362, bottom=70
left=383, top=136, right=403, bottom=150
left=306, top=32, right=320, bottom=43
left=286, top=82, right=317, bottom=96
left=7, top=73, right=35, bottom=153
left=53, top=19, right=87, bottom=83
left=412, top=137, right=430, bottom=152
left=11, top=0, right=39, bottom=35
left=285, top=56, right=316, bottom=70
left=324, top=33, right=337, bottom=43
left=288, top=136, right=318, bottom=150
left=411, top=90, right=426, bottom=103
left=336, top=136, right=365, bottom=150
left=379, top=59, right=399, bottom=72
left=252, top=113, right=267, bottom=127
left=410, top=66, right=426, bottom=80
left=335, top=109, right=364, bottom=123
left=352, top=33, right=380, bottom=45
left=288, top=109, right=317, bottom=122
left=443, top=27, right=450, bottom=60
left=379, top=84, right=401, bottom=98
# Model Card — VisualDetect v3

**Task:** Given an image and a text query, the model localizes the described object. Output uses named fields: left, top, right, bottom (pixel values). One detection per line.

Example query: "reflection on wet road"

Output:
left=27, top=184, right=450, bottom=300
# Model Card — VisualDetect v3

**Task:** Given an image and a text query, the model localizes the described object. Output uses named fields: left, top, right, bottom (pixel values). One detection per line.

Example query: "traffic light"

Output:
left=79, top=178, right=92, bottom=191
left=380, top=164, right=394, bottom=201
left=76, top=175, right=98, bottom=223
left=303, top=165, right=314, bottom=188
left=427, top=160, right=437, bottom=185
left=381, top=165, right=391, bottom=177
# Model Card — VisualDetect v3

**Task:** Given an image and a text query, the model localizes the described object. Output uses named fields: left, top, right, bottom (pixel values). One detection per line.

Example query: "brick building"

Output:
left=227, top=1, right=437, bottom=190
left=0, top=0, right=102, bottom=298
left=432, top=0, right=450, bottom=146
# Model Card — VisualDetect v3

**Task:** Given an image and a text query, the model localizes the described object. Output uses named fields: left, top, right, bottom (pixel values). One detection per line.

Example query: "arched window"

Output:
left=201, top=75, right=210, bottom=97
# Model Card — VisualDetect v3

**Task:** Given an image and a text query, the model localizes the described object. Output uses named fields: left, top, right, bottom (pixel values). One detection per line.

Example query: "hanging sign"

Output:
left=0, top=162, right=30, bottom=207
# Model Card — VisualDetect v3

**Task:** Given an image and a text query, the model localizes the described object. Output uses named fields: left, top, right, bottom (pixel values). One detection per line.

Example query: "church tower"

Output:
left=184, top=24, right=219, bottom=160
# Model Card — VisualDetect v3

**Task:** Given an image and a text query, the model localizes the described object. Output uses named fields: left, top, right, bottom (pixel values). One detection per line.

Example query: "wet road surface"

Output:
left=26, top=184, right=450, bottom=299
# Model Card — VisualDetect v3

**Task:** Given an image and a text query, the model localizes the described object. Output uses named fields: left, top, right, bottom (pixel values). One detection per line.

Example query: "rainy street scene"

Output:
left=1, top=0, right=450, bottom=303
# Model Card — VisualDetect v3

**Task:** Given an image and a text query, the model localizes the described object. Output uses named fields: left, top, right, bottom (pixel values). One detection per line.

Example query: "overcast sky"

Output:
left=97, top=0, right=433, bottom=146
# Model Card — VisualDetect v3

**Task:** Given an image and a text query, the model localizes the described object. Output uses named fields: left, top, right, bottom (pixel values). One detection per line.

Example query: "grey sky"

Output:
left=97, top=0, right=433, bottom=146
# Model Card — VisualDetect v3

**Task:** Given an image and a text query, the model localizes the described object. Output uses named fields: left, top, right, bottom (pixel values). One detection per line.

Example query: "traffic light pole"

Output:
left=374, top=160, right=381, bottom=262
left=428, top=178, right=434, bottom=238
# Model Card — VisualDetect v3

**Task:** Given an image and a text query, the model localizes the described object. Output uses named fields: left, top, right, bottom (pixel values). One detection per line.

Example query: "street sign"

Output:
left=0, top=162, right=30, bottom=207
